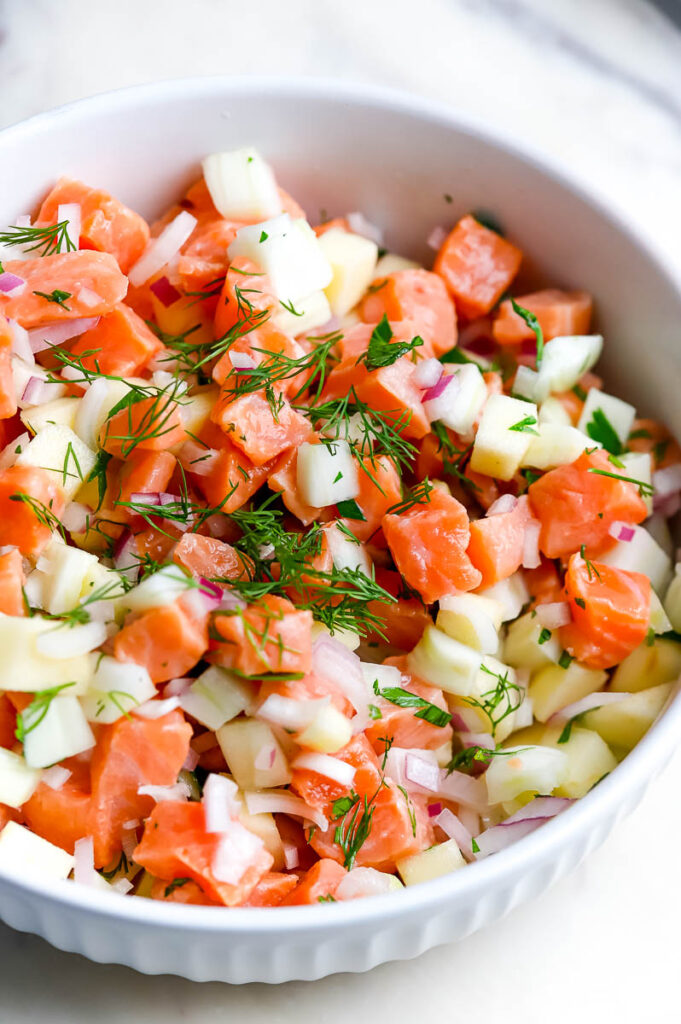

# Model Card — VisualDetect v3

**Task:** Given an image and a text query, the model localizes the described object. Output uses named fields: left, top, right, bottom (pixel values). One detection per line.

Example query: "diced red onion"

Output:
left=0, top=431, right=30, bottom=471
left=219, top=589, right=247, bottom=612
left=113, top=529, right=139, bottom=582
left=474, top=818, right=543, bottom=858
left=76, top=286, right=102, bottom=309
left=7, top=320, right=34, bottom=363
left=654, top=491, right=681, bottom=518
left=345, top=211, right=384, bottom=245
left=457, top=805, right=480, bottom=837
left=404, top=753, right=441, bottom=793
left=133, top=696, right=181, bottom=719
left=257, top=693, right=328, bottom=731
left=384, top=746, right=438, bottom=790
left=73, top=836, right=99, bottom=888
left=423, top=373, right=453, bottom=403
left=437, top=768, right=489, bottom=811
left=426, top=225, right=448, bottom=251
left=61, top=502, right=92, bottom=534
left=244, top=790, right=328, bottom=832
left=608, top=521, right=636, bottom=543
left=21, top=376, right=62, bottom=407
left=413, top=358, right=443, bottom=390
left=536, top=601, right=572, bottom=629
left=254, top=744, right=277, bottom=771
left=283, top=842, right=300, bottom=870
left=0, top=272, right=26, bottom=295
left=292, top=753, right=356, bottom=787
left=522, top=521, right=541, bottom=569
left=335, top=867, right=395, bottom=900
left=198, top=577, right=223, bottom=605
left=137, top=781, right=191, bottom=802
left=311, top=638, right=369, bottom=726
left=230, top=351, right=258, bottom=371
left=486, top=494, right=518, bottom=517
left=652, top=464, right=681, bottom=498
left=14, top=215, right=31, bottom=229
left=111, top=878, right=133, bottom=895
left=128, top=491, right=162, bottom=507
left=128, top=210, right=197, bottom=288
left=121, top=828, right=138, bottom=861
left=163, top=677, right=193, bottom=698
left=212, top=823, right=264, bottom=885
left=123, top=819, right=140, bottom=831
left=504, top=796, right=573, bottom=824
left=27, top=317, right=99, bottom=353
left=474, top=796, right=573, bottom=859
left=42, top=765, right=71, bottom=791
left=182, top=747, right=199, bottom=771
left=150, top=275, right=182, bottom=308
left=203, top=773, right=239, bottom=833
left=549, top=692, right=629, bottom=726
left=433, top=808, right=475, bottom=861
left=427, top=802, right=443, bottom=818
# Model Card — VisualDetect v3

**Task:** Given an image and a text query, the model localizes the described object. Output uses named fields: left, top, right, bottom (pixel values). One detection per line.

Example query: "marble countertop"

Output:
left=1, top=0, right=680, bottom=1020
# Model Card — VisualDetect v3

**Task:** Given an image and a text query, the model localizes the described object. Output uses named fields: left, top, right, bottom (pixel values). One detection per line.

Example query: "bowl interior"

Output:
left=2, top=78, right=680, bottom=431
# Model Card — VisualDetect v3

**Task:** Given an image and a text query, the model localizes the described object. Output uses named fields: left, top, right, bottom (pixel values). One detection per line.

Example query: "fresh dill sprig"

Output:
left=586, top=466, right=654, bottom=498
left=0, top=220, right=77, bottom=257
left=510, top=299, right=544, bottom=368
left=15, top=682, right=77, bottom=742
left=300, top=386, right=417, bottom=481
left=430, top=421, right=480, bottom=493
left=356, top=315, right=424, bottom=371
left=385, top=478, right=434, bottom=516
left=462, top=663, right=524, bottom=738
left=9, top=492, right=66, bottom=538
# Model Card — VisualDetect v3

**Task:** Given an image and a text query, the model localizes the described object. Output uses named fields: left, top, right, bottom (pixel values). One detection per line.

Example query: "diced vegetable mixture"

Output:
left=0, top=149, right=678, bottom=907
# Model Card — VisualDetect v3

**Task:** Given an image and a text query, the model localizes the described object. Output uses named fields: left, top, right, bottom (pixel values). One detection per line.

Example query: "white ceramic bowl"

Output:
left=0, top=77, right=680, bottom=985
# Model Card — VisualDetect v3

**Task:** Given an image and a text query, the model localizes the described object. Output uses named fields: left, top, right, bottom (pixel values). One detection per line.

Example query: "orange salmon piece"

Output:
left=0, top=547, right=25, bottom=616
left=282, top=859, right=346, bottom=905
left=89, top=710, right=192, bottom=867
left=242, top=871, right=300, bottom=907
left=71, top=303, right=162, bottom=376
left=191, top=422, right=275, bottom=514
left=365, top=673, right=452, bottom=752
left=560, top=553, right=651, bottom=670
left=22, top=759, right=92, bottom=857
left=0, top=251, right=127, bottom=327
left=383, top=489, right=481, bottom=603
left=177, top=217, right=246, bottom=293
left=0, top=317, right=17, bottom=419
left=37, top=176, right=150, bottom=273
left=528, top=449, right=648, bottom=559
left=211, top=595, right=312, bottom=677
left=466, top=495, right=535, bottom=587
left=213, top=257, right=275, bottom=340
left=211, top=389, right=310, bottom=467
left=360, top=269, right=457, bottom=358
left=100, top=394, right=187, bottom=457
left=173, top=532, right=251, bottom=582
left=493, top=289, right=592, bottom=345
left=114, top=600, right=209, bottom=683
left=134, top=800, right=272, bottom=907
left=434, top=215, right=522, bottom=319
left=0, top=464, right=65, bottom=557
left=116, top=450, right=176, bottom=505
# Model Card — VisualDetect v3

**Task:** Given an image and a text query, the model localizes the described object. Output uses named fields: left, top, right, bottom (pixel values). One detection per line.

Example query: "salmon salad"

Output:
left=0, top=148, right=678, bottom=907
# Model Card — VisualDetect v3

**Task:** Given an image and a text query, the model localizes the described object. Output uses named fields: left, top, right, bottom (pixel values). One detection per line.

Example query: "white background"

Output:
left=1, top=1, right=680, bottom=1020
